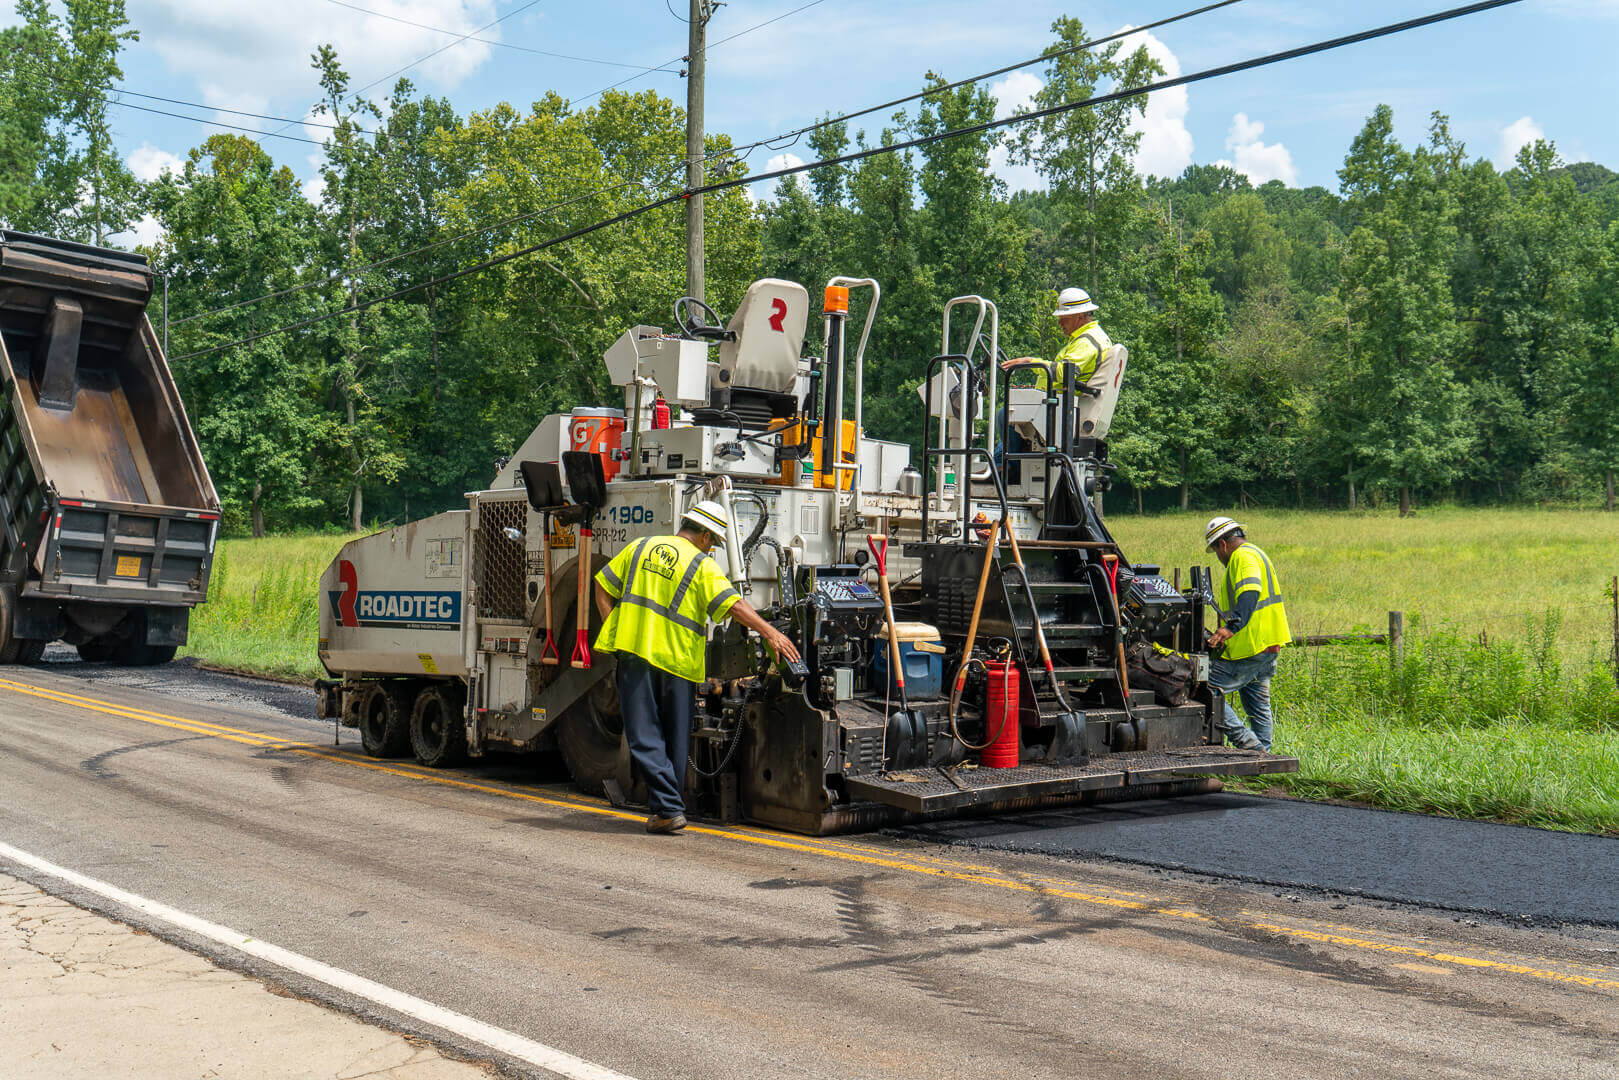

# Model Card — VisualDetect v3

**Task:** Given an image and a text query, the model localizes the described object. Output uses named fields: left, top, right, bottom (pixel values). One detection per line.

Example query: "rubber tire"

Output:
left=125, top=642, right=178, bottom=666
left=77, top=636, right=119, bottom=663
left=17, top=639, right=45, bottom=664
left=547, top=564, right=639, bottom=802
left=359, top=681, right=412, bottom=758
left=409, top=683, right=467, bottom=768
left=0, top=585, right=22, bottom=664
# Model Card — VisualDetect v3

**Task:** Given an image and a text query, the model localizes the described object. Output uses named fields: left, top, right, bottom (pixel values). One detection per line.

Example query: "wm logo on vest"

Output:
left=644, top=542, right=681, bottom=581
left=331, top=559, right=461, bottom=631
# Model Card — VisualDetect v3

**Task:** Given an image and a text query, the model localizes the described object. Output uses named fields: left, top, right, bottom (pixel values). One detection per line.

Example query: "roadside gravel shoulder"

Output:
left=0, top=872, right=495, bottom=1080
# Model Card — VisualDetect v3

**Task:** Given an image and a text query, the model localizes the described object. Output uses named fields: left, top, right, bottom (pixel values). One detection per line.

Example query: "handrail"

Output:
left=940, top=296, right=998, bottom=490
left=824, top=276, right=880, bottom=514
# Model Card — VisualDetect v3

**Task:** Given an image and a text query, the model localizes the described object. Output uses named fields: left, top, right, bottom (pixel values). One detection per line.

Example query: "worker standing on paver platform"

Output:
left=594, top=500, right=799, bottom=834
left=1203, top=516, right=1291, bottom=752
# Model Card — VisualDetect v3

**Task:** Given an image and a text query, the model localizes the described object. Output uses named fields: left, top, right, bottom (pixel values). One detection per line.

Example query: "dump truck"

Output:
left=0, top=232, right=220, bottom=664
left=317, top=277, right=1298, bottom=834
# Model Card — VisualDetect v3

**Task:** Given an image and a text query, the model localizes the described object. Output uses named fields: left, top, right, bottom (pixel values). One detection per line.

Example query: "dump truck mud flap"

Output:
left=842, top=746, right=1298, bottom=815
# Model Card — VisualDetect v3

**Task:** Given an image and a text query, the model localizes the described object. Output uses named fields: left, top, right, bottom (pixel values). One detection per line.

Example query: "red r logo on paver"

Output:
left=768, top=297, right=787, bottom=332
left=338, top=559, right=358, bottom=627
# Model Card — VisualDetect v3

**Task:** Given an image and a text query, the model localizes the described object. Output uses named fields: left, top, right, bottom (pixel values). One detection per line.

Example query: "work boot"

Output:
left=645, top=813, right=687, bottom=834
left=1229, top=731, right=1264, bottom=752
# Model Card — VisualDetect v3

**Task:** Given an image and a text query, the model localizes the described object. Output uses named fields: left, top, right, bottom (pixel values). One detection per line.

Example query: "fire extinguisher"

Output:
left=652, top=395, right=670, bottom=430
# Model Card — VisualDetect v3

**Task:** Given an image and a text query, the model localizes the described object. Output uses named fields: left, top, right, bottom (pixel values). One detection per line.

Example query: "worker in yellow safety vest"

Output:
left=594, top=499, right=799, bottom=834
left=1000, top=285, right=1113, bottom=397
left=1203, top=516, right=1291, bottom=752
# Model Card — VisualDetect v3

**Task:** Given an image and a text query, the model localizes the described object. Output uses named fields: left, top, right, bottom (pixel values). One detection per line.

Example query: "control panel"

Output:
left=800, top=565, right=887, bottom=615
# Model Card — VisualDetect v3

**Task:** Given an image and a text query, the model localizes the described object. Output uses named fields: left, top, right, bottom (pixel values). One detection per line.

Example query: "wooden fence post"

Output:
left=1611, top=576, right=1618, bottom=690
left=1388, top=610, right=1404, bottom=672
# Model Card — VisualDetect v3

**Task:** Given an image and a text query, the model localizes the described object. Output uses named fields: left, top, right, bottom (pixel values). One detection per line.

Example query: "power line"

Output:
left=263, top=0, right=546, bottom=141
left=568, top=0, right=831, bottom=107
left=322, top=0, right=682, bottom=72
left=104, top=97, right=329, bottom=146
left=704, top=0, right=1525, bottom=200
left=169, top=171, right=670, bottom=327
left=170, top=0, right=1524, bottom=364
left=719, top=0, right=1245, bottom=164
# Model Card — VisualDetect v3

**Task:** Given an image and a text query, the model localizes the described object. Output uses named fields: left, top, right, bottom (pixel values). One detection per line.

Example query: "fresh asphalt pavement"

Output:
left=0, top=652, right=1614, bottom=1080
left=899, top=793, right=1619, bottom=927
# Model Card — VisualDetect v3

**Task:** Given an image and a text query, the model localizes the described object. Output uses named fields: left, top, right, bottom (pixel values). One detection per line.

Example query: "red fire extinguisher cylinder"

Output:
left=981, top=660, right=1020, bottom=768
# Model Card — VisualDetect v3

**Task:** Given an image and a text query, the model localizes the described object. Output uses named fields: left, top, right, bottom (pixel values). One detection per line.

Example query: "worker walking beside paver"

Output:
left=1202, top=516, right=1291, bottom=752
left=594, top=500, right=799, bottom=834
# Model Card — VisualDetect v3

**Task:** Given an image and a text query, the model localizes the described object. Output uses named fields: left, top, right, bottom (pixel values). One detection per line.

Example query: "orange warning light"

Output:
left=823, top=285, right=849, bottom=314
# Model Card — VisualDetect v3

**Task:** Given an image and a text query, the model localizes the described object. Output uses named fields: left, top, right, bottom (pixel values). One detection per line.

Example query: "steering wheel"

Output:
left=673, top=296, right=730, bottom=341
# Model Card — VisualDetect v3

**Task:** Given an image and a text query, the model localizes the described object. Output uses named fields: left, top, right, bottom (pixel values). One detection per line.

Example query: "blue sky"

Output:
left=7, top=0, right=1617, bottom=230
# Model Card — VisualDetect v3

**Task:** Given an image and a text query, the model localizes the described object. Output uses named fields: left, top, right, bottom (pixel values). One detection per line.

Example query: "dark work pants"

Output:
left=615, top=653, right=695, bottom=817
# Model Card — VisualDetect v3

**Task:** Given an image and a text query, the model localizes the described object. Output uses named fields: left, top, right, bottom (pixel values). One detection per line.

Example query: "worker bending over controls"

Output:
left=1202, top=516, right=1291, bottom=752
left=594, top=500, right=799, bottom=834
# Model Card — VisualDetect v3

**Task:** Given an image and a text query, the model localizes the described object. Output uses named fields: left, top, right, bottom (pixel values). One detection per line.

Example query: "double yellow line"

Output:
left=2, top=673, right=1615, bottom=995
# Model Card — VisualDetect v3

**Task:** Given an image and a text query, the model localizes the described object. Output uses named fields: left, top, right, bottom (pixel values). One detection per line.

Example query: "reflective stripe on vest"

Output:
left=1222, top=543, right=1290, bottom=660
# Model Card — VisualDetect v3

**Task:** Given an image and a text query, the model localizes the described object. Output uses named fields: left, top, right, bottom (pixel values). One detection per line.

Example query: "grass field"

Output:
left=182, top=508, right=1619, bottom=834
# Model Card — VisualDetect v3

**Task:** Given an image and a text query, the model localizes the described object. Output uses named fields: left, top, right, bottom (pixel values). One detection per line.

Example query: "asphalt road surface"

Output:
left=0, top=654, right=1615, bottom=1080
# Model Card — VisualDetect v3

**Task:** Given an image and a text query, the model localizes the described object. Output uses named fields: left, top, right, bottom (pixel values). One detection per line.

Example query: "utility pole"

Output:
left=684, top=0, right=716, bottom=302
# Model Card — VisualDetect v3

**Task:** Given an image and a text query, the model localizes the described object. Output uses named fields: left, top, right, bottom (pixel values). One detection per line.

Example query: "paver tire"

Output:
left=76, top=636, right=119, bottom=663
left=359, top=681, right=412, bottom=758
left=410, top=683, right=467, bottom=768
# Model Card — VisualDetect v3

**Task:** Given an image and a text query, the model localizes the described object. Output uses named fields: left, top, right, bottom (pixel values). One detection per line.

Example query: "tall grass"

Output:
left=1109, top=506, right=1619, bottom=652
left=180, top=533, right=356, bottom=680
left=1247, top=616, right=1619, bottom=835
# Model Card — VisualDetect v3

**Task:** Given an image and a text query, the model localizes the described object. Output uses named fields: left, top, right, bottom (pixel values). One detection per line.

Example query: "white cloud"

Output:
left=987, top=71, right=1045, bottom=194
left=128, top=144, right=184, bottom=182
left=139, top=0, right=502, bottom=119
left=1117, top=28, right=1193, bottom=180
left=128, top=214, right=165, bottom=248
left=301, top=171, right=327, bottom=206
left=1496, top=115, right=1545, bottom=167
left=1214, top=113, right=1297, bottom=187
left=749, top=152, right=805, bottom=203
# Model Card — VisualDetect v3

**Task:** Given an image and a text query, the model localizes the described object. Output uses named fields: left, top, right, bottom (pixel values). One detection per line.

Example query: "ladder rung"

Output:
left=1048, top=665, right=1116, bottom=681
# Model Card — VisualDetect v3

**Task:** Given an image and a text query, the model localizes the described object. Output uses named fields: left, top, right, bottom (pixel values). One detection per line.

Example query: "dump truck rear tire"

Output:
left=359, top=681, right=412, bottom=758
left=410, top=683, right=467, bottom=768
left=17, top=639, right=45, bottom=664
left=0, top=585, right=22, bottom=664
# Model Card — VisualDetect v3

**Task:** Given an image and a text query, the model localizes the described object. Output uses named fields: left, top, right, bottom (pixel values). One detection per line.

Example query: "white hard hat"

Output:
left=1204, top=515, right=1244, bottom=550
left=681, top=499, right=730, bottom=543
left=1053, top=286, right=1099, bottom=317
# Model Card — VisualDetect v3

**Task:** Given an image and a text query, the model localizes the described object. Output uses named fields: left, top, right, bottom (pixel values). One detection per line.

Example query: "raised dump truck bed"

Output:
left=0, top=232, right=219, bottom=664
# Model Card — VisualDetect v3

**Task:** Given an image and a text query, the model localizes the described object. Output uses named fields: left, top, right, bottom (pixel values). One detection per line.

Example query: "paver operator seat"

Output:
left=679, top=278, right=809, bottom=430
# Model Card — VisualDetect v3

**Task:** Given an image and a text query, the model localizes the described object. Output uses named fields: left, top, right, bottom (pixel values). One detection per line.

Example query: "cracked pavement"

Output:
left=0, top=873, right=494, bottom=1080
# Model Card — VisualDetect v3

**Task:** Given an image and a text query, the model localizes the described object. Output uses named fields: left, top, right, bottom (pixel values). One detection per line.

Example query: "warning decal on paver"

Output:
left=115, top=555, right=142, bottom=577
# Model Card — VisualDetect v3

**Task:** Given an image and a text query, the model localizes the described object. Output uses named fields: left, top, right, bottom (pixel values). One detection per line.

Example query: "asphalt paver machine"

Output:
left=317, top=276, right=1297, bottom=833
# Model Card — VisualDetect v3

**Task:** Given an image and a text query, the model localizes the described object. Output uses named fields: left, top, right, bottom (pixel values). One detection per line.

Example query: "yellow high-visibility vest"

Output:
left=594, top=535, right=740, bottom=682
left=1035, top=320, right=1111, bottom=393
left=1220, top=542, right=1291, bottom=660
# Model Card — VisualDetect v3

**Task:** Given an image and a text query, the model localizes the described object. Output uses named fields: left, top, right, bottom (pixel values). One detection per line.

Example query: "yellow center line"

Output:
left=4, top=674, right=1615, bottom=994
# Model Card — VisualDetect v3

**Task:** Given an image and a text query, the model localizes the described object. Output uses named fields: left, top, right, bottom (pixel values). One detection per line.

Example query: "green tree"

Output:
left=1008, top=16, right=1161, bottom=289
left=146, top=135, right=331, bottom=535
left=1337, top=105, right=1472, bottom=515
left=1570, top=222, right=1619, bottom=509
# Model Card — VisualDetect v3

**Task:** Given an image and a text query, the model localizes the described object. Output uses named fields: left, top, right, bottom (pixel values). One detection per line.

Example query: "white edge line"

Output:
left=0, top=839, right=636, bottom=1080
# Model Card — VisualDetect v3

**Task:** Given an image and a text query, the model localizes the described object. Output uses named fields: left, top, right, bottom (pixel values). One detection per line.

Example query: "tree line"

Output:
left=4, top=2, right=1618, bottom=534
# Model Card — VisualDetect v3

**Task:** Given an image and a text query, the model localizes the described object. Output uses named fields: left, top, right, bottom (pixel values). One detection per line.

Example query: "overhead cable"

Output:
left=322, top=0, right=681, bottom=71
left=169, top=0, right=1524, bottom=363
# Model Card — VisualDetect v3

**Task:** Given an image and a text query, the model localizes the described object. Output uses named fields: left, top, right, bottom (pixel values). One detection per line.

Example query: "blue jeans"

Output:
left=615, top=654, right=695, bottom=817
left=1209, top=650, right=1277, bottom=751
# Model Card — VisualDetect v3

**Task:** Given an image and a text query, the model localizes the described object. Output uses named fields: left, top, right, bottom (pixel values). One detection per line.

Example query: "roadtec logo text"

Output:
left=332, top=559, right=460, bottom=630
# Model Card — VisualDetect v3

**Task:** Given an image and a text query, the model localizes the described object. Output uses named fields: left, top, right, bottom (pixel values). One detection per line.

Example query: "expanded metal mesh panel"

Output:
left=476, top=500, right=527, bottom=620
